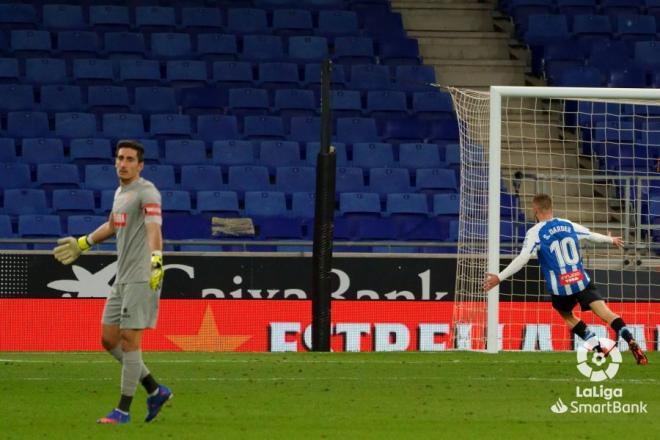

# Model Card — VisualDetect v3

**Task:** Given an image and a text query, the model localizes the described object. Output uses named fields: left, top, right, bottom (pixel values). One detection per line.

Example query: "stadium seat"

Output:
left=412, top=91, right=454, bottom=120
left=305, top=142, right=349, bottom=166
left=104, top=32, right=146, bottom=58
left=89, top=5, right=130, bottom=32
left=333, top=37, right=375, bottom=64
left=67, top=215, right=106, bottom=236
left=394, top=65, right=437, bottom=91
left=227, top=165, right=271, bottom=192
left=141, top=164, right=176, bottom=190
left=135, top=87, right=178, bottom=114
left=433, top=193, right=460, bottom=216
left=335, top=166, right=365, bottom=192
left=196, top=115, right=240, bottom=142
left=572, top=14, right=612, bottom=49
left=601, top=0, right=642, bottom=17
left=242, top=35, right=285, bottom=62
left=0, top=214, right=13, bottom=237
left=544, top=42, right=586, bottom=83
left=587, top=42, right=630, bottom=76
left=196, top=190, right=240, bottom=216
left=386, top=193, right=428, bottom=216
left=103, top=113, right=146, bottom=139
left=608, top=67, right=646, bottom=88
left=427, top=119, right=460, bottom=142
left=524, top=14, right=571, bottom=46
left=43, top=4, right=85, bottom=30
left=4, top=189, right=48, bottom=215
left=18, top=214, right=61, bottom=237
left=368, top=168, right=412, bottom=195
left=417, top=168, right=459, bottom=193
left=212, top=140, right=255, bottom=166
left=21, top=138, right=65, bottom=164
left=616, top=15, right=656, bottom=43
left=119, top=60, right=161, bottom=86
left=85, top=165, right=116, bottom=190
left=246, top=193, right=300, bottom=239
left=55, top=112, right=97, bottom=139
left=336, top=117, right=379, bottom=143
left=181, top=7, right=223, bottom=33
left=10, top=30, right=51, bottom=57
left=352, top=142, right=395, bottom=168
left=166, top=60, right=208, bottom=87
left=213, top=61, right=255, bottom=87
left=0, top=58, right=20, bottom=83
left=0, top=4, right=37, bottom=29
left=164, top=139, right=207, bottom=165
left=227, top=8, right=269, bottom=34
left=99, top=189, right=116, bottom=212
left=36, top=163, right=80, bottom=189
left=635, top=41, right=660, bottom=70
left=228, top=88, right=270, bottom=116
left=554, top=66, right=604, bottom=87
left=318, top=10, right=359, bottom=38
left=350, top=64, right=391, bottom=90
left=332, top=90, right=363, bottom=118
left=272, top=9, right=313, bottom=36
left=0, top=84, right=34, bottom=112
left=70, top=138, right=112, bottom=164
left=244, top=116, right=286, bottom=140
left=291, top=192, right=315, bottom=219
left=275, top=166, right=315, bottom=192
left=197, top=34, right=238, bottom=61
left=40, top=85, right=84, bottom=113
left=260, top=141, right=302, bottom=167
left=379, top=38, right=421, bottom=66
left=382, top=118, right=428, bottom=144
left=135, top=6, right=176, bottom=32
left=339, top=192, right=381, bottom=215
left=288, top=36, right=329, bottom=63
left=25, top=58, right=67, bottom=85
left=53, top=189, right=95, bottom=214
left=87, top=86, right=131, bottom=114
left=258, top=62, right=300, bottom=89
left=181, top=165, right=223, bottom=191
left=511, top=0, right=554, bottom=37
left=57, top=31, right=100, bottom=58
left=73, top=59, right=114, bottom=85
left=7, top=111, right=49, bottom=138
left=399, top=143, right=444, bottom=169
left=0, top=139, right=17, bottom=163
left=273, top=89, right=316, bottom=118
left=150, top=114, right=192, bottom=139
left=289, top=116, right=321, bottom=142
left=557, top=0, right=597, bottom=16
left=0, top=163, right=31, bottom=189
left=366, top=91, right=408, bottom=119
left=151, top=33, right=193, bottom=60
left=180, top=87, right=226, bottom=115
left=161, top=190, right=192, bottom=213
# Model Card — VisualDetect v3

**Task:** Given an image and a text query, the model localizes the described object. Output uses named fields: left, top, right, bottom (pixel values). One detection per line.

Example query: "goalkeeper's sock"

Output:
left=109, top=346, right=156, bottom=392
left=610, top=317, right=633, bottom=343
left=572, top=320, right=601, bottom=351
left=119, top=350, right=142, bottom=412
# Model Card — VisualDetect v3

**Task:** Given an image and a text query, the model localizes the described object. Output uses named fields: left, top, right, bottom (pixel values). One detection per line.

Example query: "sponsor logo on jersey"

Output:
left=113, top=212, right=127, bottom=228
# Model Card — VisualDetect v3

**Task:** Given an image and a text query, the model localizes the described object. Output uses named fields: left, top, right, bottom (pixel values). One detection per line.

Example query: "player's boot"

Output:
left=145, top=384, right=173, bottom=422
left=629, top=341, right=648, bottom=365
left=97, top=408, right=130, bottom=424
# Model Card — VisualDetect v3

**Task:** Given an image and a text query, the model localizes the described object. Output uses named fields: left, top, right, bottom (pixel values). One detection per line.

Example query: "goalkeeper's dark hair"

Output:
left=116, top=139, right=145, bottom=163
left=532, top=193, right=552, bottom=211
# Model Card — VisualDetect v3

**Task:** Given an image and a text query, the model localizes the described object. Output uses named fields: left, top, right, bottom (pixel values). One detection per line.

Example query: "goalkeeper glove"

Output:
left=53, top=236, right=92, bottom=265
left=149, top=251, right=164, bottom=291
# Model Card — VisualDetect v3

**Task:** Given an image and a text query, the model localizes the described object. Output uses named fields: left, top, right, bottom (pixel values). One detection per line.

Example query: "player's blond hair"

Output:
left=532, top=193, right=552, bottom=211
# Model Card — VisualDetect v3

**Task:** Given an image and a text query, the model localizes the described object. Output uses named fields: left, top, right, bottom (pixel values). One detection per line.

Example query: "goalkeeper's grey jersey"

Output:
left=111, top=177, right=162, bottom=284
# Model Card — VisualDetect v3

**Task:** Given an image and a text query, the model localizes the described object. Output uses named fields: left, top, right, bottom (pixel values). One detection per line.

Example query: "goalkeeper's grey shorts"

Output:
left=102, top=282, right=161, bottom=330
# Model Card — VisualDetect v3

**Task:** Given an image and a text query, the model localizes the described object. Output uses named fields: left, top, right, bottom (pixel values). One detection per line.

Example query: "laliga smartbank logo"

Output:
left=550, top=338, right=648, bottom=415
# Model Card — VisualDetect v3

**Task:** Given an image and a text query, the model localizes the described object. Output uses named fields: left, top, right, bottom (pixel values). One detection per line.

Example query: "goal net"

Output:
left=449, top=86, right=660, bottom=353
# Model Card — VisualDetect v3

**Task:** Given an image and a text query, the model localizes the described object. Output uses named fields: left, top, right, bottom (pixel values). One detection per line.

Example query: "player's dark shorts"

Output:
left=550, top=283, right=603, bottom=313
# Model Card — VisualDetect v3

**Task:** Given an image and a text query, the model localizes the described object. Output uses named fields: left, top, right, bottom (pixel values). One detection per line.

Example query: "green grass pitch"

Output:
left=0, top=352, right=658, bottom=439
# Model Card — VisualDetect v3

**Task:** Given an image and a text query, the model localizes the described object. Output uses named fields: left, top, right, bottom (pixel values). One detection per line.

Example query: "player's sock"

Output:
left=571, top=320, right=601, bottom=351
left=610, top=317, right=633, bottom=343
left=119, top=350, right=142, bottom=412
left=109, top=346, right=157, bottom=393
left=142, top=374, right=159, bottom=396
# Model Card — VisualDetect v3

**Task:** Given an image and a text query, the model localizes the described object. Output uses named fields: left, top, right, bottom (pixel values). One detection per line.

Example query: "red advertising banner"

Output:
left=0, top=299, right=658, bottom=352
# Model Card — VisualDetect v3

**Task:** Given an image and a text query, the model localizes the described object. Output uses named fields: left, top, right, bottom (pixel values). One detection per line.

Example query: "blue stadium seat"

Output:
left=89, top=5, right=130, bottom=32
left=557, top=0, right=597, bottom=16
left=135, top=87, right=178, bottom=114
left=524, top=14, right=571, bottom=47
left=7, top=111, right=49, bottom=138
left=259, top=141, right=301, bottom=167
left=336, top=117, right=379, bottom=143
left=572, top=14, right=612, bottom=49
left=73, top=59, right=114, bottom=85
left=273, top=89, right=316, bottom=117
left=197, top=34, right=238, bottom=61
left=0, top=139, right=17, bottom=163
left=335, top=166, right=365, bottom=192
left=57, top=31, right=100, bottom=58
left=258, top=62, right=300, bottom=89
left=10, top=30, right=51, bottom=56
left=245, top=191, right=288, bottom=217
left=151, top=33, right=193, bottom=60
left=0, top=163, right=31, bottom=189
left=70, top=138, right=112, bottom=164
left=272, top=9, right=313, bottom=36
left=635, top=41, right=660, bottom=70
left=4, top=189, right=48, bottom=215
left=196, top=115, right=240, bottom=142
left=212, top=140, right=255, bottom=166
left=227, top=165, right=271, bottom=192
left=180, top=87, right=226, bottom=115
left=368, top=167, right=412, bottom=195
left=18, top=215, right=61, bottom=237
left=161, top=190, right=192, bottom=213
left=21, top=138, right=65, bottom=164
left=350, top=64, right=391, bottom=90
left=104, top=32, right=146, bottom=58
left=55, top=112, right=97, bottom=139
left=511, top=0, right=554, bottom=37
left=289, top=36, right=329, bottom=63
left=332, top=90, right=363, bottom=118
left=213, top=61, right=255, bottom=87
left=339, top=192, right=381, bottom=215
left=181, top=165, right=223, bottom=190
left=166, top=60, right=208, bottom=87
left=67, top=215, right=106, bottom=236
left=544, top=42, right=586, bottom=83
left=141, top=164, right=176, bottom=190
left=119, top=60, right=161, bottom=86
left=601, top=0, right=642, bottom=17
left=0, top=84, right=34, bottom=112
left=136, top=138, right=161, bottom=163
left=0, top=214, right=14, bottom=238
left=87, top=86, right=131, bottom=114
left=381, top=118, right=427, bottom=144
left=608, top=66, right=646, bottom=87
left=412, top=91, right=454, bottom=120
left=587, top=41, right=630, bottom=76
left=394, top=65, right=436, bottom=91
left=433, top=193, right=460, bottom=216
left=43, top=4, right=85, bottom=30
left=227, top=8, right=269, bottom=34
left=196, top=190, right=240, bottom=216
left=135, top=6, right=176, bottom=32
left=399, top=143, right=444, bottom=169
left=53, top=189, right=95, bottom=214
left=228, top=88, right=269, bottom=116
left=427, top=119, right=460, bottom=142
left=366, top=91, right=408, bottom=119
left=291, top=192, right=315, bottom=219
left=0, top=4, right=37, bottom=29
left=275, top=166, right=315, bottom=192
left=36, top=163, right=80, bottom=188
left=244, top=116, right=286, bottom=140
left=181, top=7, right=223, bottom=33
left=379, top=38, right=421, bottom=65
left=0, top=58, right=20, bottom=83
left=25, top=58, right=67, bottom=85
left=305, top=142, right=349, bottom=166
left=165, top=139, right=207, bottom=165
left=333, top=37, right=375, bottom=64
left=386, top=193, right=428, bottom=216
left=242, top=35, right=285, bottom=62
left=150, top=114, right=192, bottom=139
left=616, top=15, right=656, bottom=43
left=554, top=66, right=604, bottom=87
left=40, top=85, right=84, bottom=113
left=417, top=168, right=459, bottom=193
left=103, top=113, right=146, bottom=139
left=289, top=116, right=321, bottom=142
left=318, top=10, right=359, bottom=38
left=84, top=165, right=116, bottom=190
left=352, top=142, right=394, bottom=168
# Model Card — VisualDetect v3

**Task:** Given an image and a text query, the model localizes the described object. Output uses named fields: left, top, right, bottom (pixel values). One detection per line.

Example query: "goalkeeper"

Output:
left=53, top=140, right=172, bottom=424
left=484, top=194, right=647, bottom=365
